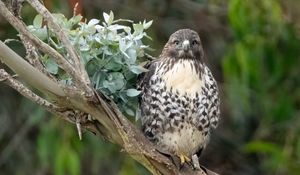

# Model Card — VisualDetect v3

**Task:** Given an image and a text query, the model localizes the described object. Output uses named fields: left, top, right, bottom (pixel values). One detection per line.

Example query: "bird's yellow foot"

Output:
left=179, top=154, right=191, bottom=165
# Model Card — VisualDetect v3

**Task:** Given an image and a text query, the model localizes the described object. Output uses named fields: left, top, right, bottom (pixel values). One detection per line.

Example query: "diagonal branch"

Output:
left=0, top=40, right=65, bottom=96
left=21, top=35, right=49, bottom=75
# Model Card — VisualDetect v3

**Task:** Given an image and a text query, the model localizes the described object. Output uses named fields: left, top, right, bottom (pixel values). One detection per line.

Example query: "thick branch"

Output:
left=0, top=41, right=65, bottom=96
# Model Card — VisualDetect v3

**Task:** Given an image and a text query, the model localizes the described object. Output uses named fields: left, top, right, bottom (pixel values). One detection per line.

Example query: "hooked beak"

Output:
left=182, top=40, right=190, bottom=52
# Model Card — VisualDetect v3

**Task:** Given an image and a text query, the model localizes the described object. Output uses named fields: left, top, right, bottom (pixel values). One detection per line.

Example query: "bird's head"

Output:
left=162, top=29, right=204, bottom=61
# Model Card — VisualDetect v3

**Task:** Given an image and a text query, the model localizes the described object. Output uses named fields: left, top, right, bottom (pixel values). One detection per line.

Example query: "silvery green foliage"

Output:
left=27, top=11, right=153, bottom=116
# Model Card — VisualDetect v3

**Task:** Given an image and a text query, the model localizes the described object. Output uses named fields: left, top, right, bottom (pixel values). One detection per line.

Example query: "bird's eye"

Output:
left=192, top=40, right=198, bottom=46
left=173, top=40, right=179, bottom=45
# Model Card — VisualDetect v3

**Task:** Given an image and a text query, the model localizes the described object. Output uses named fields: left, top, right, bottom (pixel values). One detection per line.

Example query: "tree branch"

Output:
left=0, top=40, right=65, bottom=96
left=21, top=34, right=49, bottom=74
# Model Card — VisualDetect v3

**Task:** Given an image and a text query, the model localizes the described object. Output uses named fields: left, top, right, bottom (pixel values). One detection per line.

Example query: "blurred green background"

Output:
left=1, top=0, right=300, bottom=174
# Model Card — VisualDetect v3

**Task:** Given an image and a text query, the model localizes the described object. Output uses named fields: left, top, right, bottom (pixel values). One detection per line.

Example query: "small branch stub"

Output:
left=76, top=116, right=82, bottom=140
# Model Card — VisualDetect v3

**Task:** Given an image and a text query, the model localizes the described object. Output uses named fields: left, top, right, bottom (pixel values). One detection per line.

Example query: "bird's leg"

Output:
left=192, top=154, right=201, bottom=170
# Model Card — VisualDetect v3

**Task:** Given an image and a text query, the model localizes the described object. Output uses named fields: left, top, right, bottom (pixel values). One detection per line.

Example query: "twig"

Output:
left=0, top=69, right=64, bottom=119
left=20, top=34, right=46, bottom=73
left=4, top=39, right=20, bottom=44
left=73, top=3, right=79, bottom=17
left=145, top=53, right=156, bottom=60
left=76, top=115, right=82, bottom=140
left=26, top=0, right=92, bottom=96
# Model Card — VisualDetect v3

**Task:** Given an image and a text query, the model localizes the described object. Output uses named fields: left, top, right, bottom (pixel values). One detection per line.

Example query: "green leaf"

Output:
left=88, top=18, right=100, bottom=26
left=125, top=108, right=135, bottom=116
left=143, top=20, right=153, bottom=29
left=103, top=12, right=109, bottom=23
left=28, top=26, right=48, bottom=40
left=108, top=11, right=114, bottom=25
left=92, top=71, right=106, bottom=90
left=103, top=72, right=125, bottom=93
left=119, top=91, right=129, bottom=103
left=123, top=69, right=135, bottom=80
left=52, top=13, right=69, bottom=28
left=108, top=24, right=129, bottom=31
left=103, top=79, right=124, bottom=93
left=69, top=15, right=82, bottom=26
left=103, top=12, right=113, bottom=25
left=33, top=14, right=43, bottom=28
left=110, top=72, right=124, bottom=80
left=129, top=65, right=148, bottom=74
left=133, top=23, right=144, bottom=34
left=126, top=48, right=137, bottom=64
left=106, top=59, right=123, bottom=71
left=126, top=88, right=141, bottom=97
left=119, top=39, right=132, bottom=58
left=45, top=59, right=59, bottom=74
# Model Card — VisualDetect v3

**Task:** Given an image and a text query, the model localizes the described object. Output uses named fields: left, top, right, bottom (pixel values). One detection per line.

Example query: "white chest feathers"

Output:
left=160, top=60, right=203, bottom=95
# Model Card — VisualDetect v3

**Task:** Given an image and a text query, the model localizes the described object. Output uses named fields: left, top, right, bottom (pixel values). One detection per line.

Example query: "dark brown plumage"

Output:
left=138, top=29, right=220, bottom=169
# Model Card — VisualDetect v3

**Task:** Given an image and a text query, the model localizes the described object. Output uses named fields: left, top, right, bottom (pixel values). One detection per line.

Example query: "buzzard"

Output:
left=138, top=29, right=220, bottom=169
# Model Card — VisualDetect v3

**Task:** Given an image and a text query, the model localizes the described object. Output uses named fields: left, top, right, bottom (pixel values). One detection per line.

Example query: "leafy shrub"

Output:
left=27, top=11, right=153, bottom=116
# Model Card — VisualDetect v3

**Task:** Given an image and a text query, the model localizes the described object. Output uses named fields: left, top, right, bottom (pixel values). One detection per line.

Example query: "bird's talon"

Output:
left=179, top=154, right=191, bottom=165
left=184, top=155, right=191, bottom=162
left=180, top=155, right=185, bottom=165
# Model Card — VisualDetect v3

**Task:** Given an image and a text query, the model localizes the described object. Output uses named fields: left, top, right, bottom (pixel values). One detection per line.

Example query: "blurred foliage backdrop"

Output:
left=0, top=0, right=300, bottom=175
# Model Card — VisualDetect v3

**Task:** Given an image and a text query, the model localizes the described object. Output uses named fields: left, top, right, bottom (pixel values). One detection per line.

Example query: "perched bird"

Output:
left=138, top=29, right=220, bottom=169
